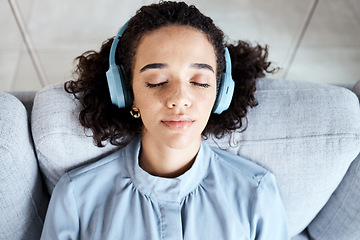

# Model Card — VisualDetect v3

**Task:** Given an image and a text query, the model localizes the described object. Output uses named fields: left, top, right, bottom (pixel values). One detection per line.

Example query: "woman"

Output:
left=41, top=1, right=290, bottom=239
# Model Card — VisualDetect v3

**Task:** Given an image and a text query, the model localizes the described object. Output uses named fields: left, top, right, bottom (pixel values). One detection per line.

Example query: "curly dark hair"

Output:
left=65, top=1, right=276, bottom=147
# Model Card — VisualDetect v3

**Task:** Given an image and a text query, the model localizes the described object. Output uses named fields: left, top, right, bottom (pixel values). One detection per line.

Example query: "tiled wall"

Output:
left=1, top=0, right=359, bottom=91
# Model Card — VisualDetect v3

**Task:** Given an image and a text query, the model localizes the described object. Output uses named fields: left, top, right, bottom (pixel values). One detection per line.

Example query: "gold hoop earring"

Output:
left=130, top=107, right=141, bottom=119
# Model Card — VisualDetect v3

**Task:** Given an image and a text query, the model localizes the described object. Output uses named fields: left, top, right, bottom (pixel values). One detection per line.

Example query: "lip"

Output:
left=161, top=115, right=195, bottom=131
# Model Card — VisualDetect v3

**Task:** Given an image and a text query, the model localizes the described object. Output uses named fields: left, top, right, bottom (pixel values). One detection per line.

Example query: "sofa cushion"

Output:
left=31, top=84, right=119, bottom=193
left=0, top=92, right=49, bottom=240
left=31, top=78, right=360, bottom=237
left=205, top=78, right=360, bottom=236
left=307, top=153, right=360, bottom=240
left=291, top=230, right=310, bottom=240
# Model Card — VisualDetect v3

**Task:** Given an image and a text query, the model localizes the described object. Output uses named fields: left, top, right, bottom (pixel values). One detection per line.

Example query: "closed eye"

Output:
left=192, top=82, right=211, bottom=88
left=146, top=82, right=167, bottom=88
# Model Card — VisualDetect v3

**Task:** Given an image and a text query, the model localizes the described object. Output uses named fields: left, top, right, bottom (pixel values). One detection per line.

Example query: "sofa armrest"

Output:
left=306, top=80, right=360, bottom=240
left=307, top=153, right=360, bottom=239
left=9, top=91, right=36, bottom=117
left=352, top=80, right=360, bottom=99
left=0, top=91, right=49, bottom=239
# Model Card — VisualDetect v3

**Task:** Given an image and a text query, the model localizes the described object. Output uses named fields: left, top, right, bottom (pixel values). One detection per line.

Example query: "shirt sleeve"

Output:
left=249, top=171, right=290, bottom=240
left=40, top=173, right=80, bottom=240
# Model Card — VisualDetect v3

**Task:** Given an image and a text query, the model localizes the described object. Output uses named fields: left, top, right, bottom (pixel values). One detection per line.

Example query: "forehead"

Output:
left=133, top=25, right=217, bottom=68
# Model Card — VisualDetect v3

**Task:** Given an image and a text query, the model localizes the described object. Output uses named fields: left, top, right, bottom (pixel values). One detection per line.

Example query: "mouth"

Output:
left=161, top=115, right=195, bottom=131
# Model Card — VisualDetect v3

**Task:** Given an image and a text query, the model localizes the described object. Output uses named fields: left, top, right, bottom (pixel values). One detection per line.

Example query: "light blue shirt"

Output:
left=41, top=136, right=290, bottom=239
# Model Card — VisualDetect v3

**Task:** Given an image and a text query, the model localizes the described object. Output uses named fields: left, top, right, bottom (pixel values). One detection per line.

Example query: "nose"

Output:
left=166, top=82, right=191, bottom=110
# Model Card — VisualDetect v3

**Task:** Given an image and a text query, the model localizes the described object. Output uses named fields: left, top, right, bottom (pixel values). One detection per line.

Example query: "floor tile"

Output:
left=302, top=0, right=360, bottom=47
left=251, top=0, right=314, bottom=48
left=36, top=51, right=81, bottom=86
left=0, top=51, right=21, bottom=91
left=1, top=0, right=360, bottom=91
left=11, top=51, right=41, bottom=91
left=349, top=0, right=360, bottom=20
left=1, top=1, right=25, bottom=50
left=11, top=50, right=86, bottom=92
left=286, top=47, right=360, bottom=85
left=27, top=0, right=145, bottom=50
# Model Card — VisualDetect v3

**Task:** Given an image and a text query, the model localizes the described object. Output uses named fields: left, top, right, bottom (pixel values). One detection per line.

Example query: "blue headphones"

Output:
left=106, top=21, right=235, bottom=114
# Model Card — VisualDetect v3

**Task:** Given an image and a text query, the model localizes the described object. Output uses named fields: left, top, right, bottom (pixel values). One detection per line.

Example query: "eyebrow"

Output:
left=140, top=63, right=168, bottom=73
left=190, top=63, right=215, bottom=73
left=139, top=62, right=215, bottom=73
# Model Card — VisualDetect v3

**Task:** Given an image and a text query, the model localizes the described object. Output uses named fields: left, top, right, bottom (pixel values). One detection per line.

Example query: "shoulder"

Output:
left=65, top=136, right=141, bottom=180
left=52, top=145, right=131, bottom=200
left=206, top=143, right=275, bottom=187
left=67, top=149, right=124, bottom=180
left=202, top=143, right=286, bottom=227
left=205, top=143, right=284, bottom=213
left=59, top=136, right=143, bottom=194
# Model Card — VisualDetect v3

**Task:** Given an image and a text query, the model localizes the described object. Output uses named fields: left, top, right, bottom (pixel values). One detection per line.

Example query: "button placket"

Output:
left=159, top=201, right=183, bottom=240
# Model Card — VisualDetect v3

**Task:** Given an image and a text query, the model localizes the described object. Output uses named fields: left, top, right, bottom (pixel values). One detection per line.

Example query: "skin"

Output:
left=132, top=25, right=217, bottom=178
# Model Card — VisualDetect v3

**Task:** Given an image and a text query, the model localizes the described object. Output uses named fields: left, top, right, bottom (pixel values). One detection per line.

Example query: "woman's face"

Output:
left=132, top=25, right=217, bottom=150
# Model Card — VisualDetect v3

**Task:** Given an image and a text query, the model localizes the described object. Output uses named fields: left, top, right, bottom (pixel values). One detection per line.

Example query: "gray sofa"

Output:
left=1, top=78, right=360, bottom=240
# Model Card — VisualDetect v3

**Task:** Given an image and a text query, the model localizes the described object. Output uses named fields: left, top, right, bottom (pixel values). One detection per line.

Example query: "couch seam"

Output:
left=33, top=132, right=360, bottom=146
left=232, top=134, right=360, bottom=145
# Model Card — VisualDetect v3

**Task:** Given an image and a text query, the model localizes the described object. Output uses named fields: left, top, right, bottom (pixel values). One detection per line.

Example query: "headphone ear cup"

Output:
left=119, top=64, right=133, bottom=107
left=106, top=64, right=132, bottom=108
left=212, top=73, right=235, bottom=114
left=212, top=48, right=235, bottom=114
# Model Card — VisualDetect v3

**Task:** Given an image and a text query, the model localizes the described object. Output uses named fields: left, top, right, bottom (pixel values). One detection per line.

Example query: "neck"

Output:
left=139, top=136, right=201, bottom=178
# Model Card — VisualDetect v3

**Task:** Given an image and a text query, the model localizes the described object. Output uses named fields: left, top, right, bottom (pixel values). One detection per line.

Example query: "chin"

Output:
left=163, top=134, right=201, bottom=150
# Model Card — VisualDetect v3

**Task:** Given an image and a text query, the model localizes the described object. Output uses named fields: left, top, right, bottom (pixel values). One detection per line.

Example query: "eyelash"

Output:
left=192, top=82, right=211, bottom=88
left=146, top=82, right=210, bottom=88
left=146, top=82, right=167, bottom=88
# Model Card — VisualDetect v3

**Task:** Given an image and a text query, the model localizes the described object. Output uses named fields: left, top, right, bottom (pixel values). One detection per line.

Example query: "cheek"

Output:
left=202, top=89, right=217, bottom=108
left=135, top=93, right=161, bottom=112
left=132, top=85, right=148, bottom=108
left=133, top=91, right=160, bottom=125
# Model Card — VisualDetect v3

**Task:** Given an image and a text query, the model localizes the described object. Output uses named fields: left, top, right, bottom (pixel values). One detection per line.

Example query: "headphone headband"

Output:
left=108, top=20, right=130, bottom=67
left=106, top=21, right=235, bottom=114
left=106, top=20, right=132, bottom=108
left=117, top=20, right=129, bottom=37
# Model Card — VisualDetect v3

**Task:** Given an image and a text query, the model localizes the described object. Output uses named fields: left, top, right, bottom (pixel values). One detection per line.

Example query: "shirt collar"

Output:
left=125, top=135, right=211, bottom=203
